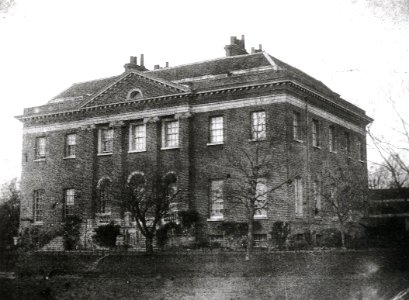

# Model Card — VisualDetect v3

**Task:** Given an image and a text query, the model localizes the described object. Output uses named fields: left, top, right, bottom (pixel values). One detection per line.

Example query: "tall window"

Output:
left=344, top=131, right=351, bottom=155
left=254, top=178, right=267, bottom=218
left=328, top=125, right=336, bottom=152
left=98, top=178, right=112, bottom=214
left=209, top=180, right=224, bottom=220
left=129, top=124, right=146, bottom=152
left=65, top=133, right=76, bottom=157
left=163, top=120, right=179, bottom=148
left=357, top=138, right=364, bottom=161
left=251, top=111, right=266, bottom=140
left=293, top=111, right=301, bottom=140
left=313, top=181, right=321, bottom=216
left=35, top=137, right=46, bottom=160
left=312, top=119, right=320, bottom=147
left=98, top=128, right=113, bottom=154
left=63, top=189, right=75, bottom=218
left=209, top=116, right=224, bottom=144
left=33, top=189, right=44, bottom=223
left=294, top=178, right=303, bottom=217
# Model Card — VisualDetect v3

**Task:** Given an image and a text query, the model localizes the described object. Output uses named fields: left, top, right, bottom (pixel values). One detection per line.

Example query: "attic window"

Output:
left=127, top=89, right=143, bottom=100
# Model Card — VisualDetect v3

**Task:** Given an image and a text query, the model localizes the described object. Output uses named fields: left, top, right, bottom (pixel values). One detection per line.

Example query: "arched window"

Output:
left=163, top=172, right=178, bottom=198
left=127, top=171, right=146, bottom=196
left=97, top=177, right=112, bottom=214
left=127, top=88, right=143, bottom=100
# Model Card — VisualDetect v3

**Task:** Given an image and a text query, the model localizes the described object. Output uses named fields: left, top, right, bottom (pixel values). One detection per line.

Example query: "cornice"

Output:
left=16, top=80, right=372, bottom=125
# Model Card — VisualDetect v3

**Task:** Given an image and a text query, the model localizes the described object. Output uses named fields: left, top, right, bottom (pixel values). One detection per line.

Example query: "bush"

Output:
left=179, top=210, right=200, bottom=229
left=270, top=221, right=291, bottom=249
left=63, top=215, right=82, bottom=250
left=93, top=222, right=120, bottom=248
left=156, top=222, right=181, bottom=248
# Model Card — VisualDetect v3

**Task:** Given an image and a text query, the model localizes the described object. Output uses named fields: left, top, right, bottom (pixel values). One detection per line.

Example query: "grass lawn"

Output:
left=0, top=250, right=408, bottom=299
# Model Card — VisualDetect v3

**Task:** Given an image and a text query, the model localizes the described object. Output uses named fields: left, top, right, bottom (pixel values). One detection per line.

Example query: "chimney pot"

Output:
left=259, top=44, right=262, bottom=51
left=165, top=62, right=169, bottom=68
left=251, top=47, right=255, bottom=54
left=130, top=56, right=137, bottom=64
left=154, top=64, right=160, bottom=70
left=140, top=54, right=144, bottom=66
left=230, top=36, right=236, bottom=45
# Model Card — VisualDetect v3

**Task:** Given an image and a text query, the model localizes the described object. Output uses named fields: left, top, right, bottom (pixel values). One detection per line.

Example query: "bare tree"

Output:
left=123, top=173, right=179, bottom=254
left=319, top=163, right=366, bottom=249
left=225, top=143, right=293, bottom=260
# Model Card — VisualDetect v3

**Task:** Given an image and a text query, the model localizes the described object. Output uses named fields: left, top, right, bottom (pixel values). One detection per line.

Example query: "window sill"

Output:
left=312, top=146, right=321, bottom=150
left=249, top=138, right=266, bottom=143
left=97, top=152, right=113, bottom=156
left=161, top=146, right=179, bottom=150
left=63, top=156, right=76, bottom=160
left=33, top=221, right=44, bottom=226
left=359, top=159, right=365, bottom=163
left=128, top=149, right=147, bottom=154
left=329, top=150, right=337, bottom=154
left=254, top=216, right=268, bottom=220
left=207, top=142, right=224, bottom=146
left=293, top=139, right=303, bottom=143
left=207, top=217, right=224, bottom=222
left=96, top=212, right=111, bottom=217
left=34, top=158, right=46, bottom=162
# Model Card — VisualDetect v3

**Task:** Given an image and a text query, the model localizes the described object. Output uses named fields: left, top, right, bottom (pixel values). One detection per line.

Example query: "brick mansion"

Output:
left=17, top=36, right=372, bottom=249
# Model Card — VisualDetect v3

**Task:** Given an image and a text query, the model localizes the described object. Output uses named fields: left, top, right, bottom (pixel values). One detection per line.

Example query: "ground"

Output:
left=0, top=250, right=408, bottom=299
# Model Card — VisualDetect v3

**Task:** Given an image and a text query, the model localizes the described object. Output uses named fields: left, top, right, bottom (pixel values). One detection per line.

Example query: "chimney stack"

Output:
left=224, top=35, right=248, bottom=57
left=124, top=54, right=148, bottom=72
left=165, top=62, right=169, bottom=68
left=154, top=64, right=160, bottom=70
left=140, top=54, right=144, bottom=67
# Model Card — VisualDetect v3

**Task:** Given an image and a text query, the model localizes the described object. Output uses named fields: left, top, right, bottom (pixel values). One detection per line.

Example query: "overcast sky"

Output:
left=0, top=0, right=408, bottom=184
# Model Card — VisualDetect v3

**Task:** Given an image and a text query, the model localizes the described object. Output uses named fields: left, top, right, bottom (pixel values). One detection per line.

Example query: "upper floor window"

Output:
left=293, top=111, right=301, bottom=140
left=63, top=188, right=75, bottom=219
left=33, top=189, right=44, bottom=223
left=209, top=179, right=224, bottom=220
left=35, top=137, right=46, bottom=160
left=163, top=119, right=179, bottom=149
left=98, top=128, right=114, bottom=154
left=251, top=111, right=266, bottom=141
left=344, top=131, right=351, bottom=156
left=312, top=119, right=320, bottom=147
left=357, top=138, right=364, bottom=161
left=328, top=125, right=336, bottom=152
left=209, top=116, right=224, bottom=144
left=65, top=133, right=76, bottom=158
left=129, top=123, right=146, bottom=152
left=254, top=178, right=267, bottom=218
left=294, top=178, right=303, bottom=217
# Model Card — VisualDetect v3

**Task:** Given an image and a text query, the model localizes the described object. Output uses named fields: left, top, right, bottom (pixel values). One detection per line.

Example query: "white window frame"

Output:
left=209, top=180, right=224, bottom=221
left=98, top=127, right=114, bottom=155
left=251, top=111, right=266, bottom=141
left=64, top=188, right=75, bottom=218
left=65, top=133, right=77, bottom=158
left=313, top=181, right=321, bottom=217
left=357, top=138, right=364, bottom=161
left=208, top=116, right=224, bottom=145
left=98, top=181, right=111, bottom=214
left=35, top=137, right=46, bottom=160
left=344, top=131, right=351, bottom=156
left=33, top=189, right=44, bottom=223
left=162, top=119, right=179, bottom=149
left=295, top=178, right=303, bottom=217
left=129, top=123, right=146, bottom=153
left=328, top=125, right=336, bottom=153
left=254, top=178, right=268, bottom=219
left=312, top=119, right=320, bottom=147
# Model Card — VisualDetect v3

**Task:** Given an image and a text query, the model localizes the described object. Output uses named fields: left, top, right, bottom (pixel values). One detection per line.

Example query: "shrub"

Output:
left=63, top=215, right=82, bottom=250
left=156, top=222, right=181, bottom=248
left=93, top=222, right=120, bottom=248
left=179, top=210, right=200, bottom=229
left=270, top=221, right=291, bottom=249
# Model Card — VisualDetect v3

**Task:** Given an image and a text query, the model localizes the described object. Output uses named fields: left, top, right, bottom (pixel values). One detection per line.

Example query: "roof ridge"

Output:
left=146, top=52, right=265, bottom=73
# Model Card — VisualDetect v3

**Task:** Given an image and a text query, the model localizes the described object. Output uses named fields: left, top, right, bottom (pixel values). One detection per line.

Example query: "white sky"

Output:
left=0, top=0, right=408, bottom=184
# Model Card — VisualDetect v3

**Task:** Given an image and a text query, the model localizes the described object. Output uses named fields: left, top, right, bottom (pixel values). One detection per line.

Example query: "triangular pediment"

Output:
left=81, top=71, right=190, bottom=108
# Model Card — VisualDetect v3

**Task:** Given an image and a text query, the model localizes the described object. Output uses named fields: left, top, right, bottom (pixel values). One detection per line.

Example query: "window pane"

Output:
left=251, top=111, right=266, bottom=140
left=210, top=180, right=224, bottom=219
left=130, top=124, right=146, bottom=151
left=35, top=137, right=46, bottom=159
left=345, top=132, right=351, bottom=155
left=312, top=120, right=319, bottom=147
left=329, top=126, right=336, bottom=152
left=254, top=178, right=267, bottom=217
left=64, top=189, right=75, bottom=218
left=295, top=178, right=303, bottom=217
left=66, top=134, right=76, bottom=157
left=210, top=116, right=224, bottom=143
left=165, top=121, right=179, bottom=148
left=293, top=112, right=301, bottom=140
left=33, top=189, right=44, bottom=222
left=100, top=128, right=113, bottom=153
